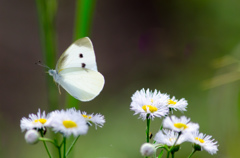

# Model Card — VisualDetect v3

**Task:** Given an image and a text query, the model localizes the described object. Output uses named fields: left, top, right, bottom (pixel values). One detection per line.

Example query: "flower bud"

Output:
left=193, top=143, right=202, bottom=151
left=170, top=145, right=180, bottom=153
left=140, top=143, right=156, bottom=156
left=25, top=129, right=40, bottom=144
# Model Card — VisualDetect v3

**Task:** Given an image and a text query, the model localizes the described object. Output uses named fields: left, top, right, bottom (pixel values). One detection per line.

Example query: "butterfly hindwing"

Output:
left=56, top=37, right=98, bottom=72
left=58, top=67, right=105, bottom=101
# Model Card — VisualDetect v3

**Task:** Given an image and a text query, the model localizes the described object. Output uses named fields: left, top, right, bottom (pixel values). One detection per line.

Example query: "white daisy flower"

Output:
left=163, top=115, right=199, bottom=133
left=48, top=108, right=88, bottom=137
left=130, top=88, right=169, bottom=120
left=189, top=131, right=218, bottom=155
left=168, top=96, right=188, bottom=112
left=81, top=111, right=105, bottom=129
left=154, top=129, right=188, bottom=146
left=20, top=109, right=50, bottom=132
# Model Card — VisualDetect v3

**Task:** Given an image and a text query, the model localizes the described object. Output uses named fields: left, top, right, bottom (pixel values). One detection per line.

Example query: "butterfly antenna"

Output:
left=35, top=60, right=50, bottom=69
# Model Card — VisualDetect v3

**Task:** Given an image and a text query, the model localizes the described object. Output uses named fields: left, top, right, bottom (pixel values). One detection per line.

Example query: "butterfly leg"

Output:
left=58, top=84, right=61, bottom=94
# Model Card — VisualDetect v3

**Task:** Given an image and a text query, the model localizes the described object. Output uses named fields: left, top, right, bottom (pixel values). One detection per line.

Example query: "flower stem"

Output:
left=66, top=136, right=80, bottom=156
left=39, top=137, right=58, bottom=147
left=146, top=114, right=151, bottom=143
left=63, top=137, right=67, bottom=158
left=166, top=132, right=181, bottom=157
left=187, top=149, right=196, bottom=158
left=166, top=151, right=170, bottom=158
left=35, top=0, right=58, bottom=111
left=43, top=140, right=52, bottom=158
left=39, top=131, right=52, bottom=158
left=169, top=132, right=181, bottom=152
left=58, top=146, right=62, bottom=158
left=73, top=0, right=96, bottom=39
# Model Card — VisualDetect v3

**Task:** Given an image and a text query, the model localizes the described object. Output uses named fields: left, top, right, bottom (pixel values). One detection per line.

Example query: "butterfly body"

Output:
left=49, top=69, right=60, bottom=82
left=48, top=37, right=105, bottom=102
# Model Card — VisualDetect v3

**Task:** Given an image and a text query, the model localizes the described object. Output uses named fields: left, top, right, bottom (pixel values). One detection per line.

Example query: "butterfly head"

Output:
left=48, top=69, right=60, bottom=82
left=48, top=69, right=56, bottom=76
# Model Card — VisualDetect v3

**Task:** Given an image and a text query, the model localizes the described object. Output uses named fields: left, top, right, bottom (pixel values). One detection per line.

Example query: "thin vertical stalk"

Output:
left=146, top=114, right=151, bottom=143
left=40, top=131, right=52, bottom=158
left=43, top=141, right=52, bottom=158
left=73, top=0, right=96, bottom=39
left=166, top=152, right=170, bottom=158
left=35, top=0, right=58, bottom=111
left=66, top=136, right=80, bottom=156
left=187, top=149, right=196, bottom=158
left=63, top=137, right=67, bottom=158
left=65, top=0, right=97, bottom=110
left=169, top=132, right=181, bottom=153
left=35, top=0, right=59, bottom=157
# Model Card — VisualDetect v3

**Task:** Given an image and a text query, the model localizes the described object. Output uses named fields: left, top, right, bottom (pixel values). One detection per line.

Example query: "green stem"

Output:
left=157, top=149, right=164, bottom=158
left=53, top=138, right=62, bottom=158
left=169, top=132, right=181, bottom=152
left=39, top=137, right=58, bottom=147
left=57, top=146, right=62, bottom=158
left=146, top=114, right=151, bottom=143
left=166, top=132, right=181, bottom=157
left=63, top=137, right=67, bottom=158
left=66, top=136, right=80, bottom=156
left=59, top=138, right=65, bottom=148
left=187, top=149, right=196, bottom=158
left=73, top=0, right=96, bottom=40
left=35, top=1, right=59, bottom=157
left=43, top=140, right=52, bottom=158
left=166, top=151, right=170, bottom=158
left=39, top=131, right=52, bottom=158
left=35, top=0, right=58, bottom=112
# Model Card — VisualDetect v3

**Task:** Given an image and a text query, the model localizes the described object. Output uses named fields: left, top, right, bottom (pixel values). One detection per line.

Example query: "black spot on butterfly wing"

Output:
left=82, top=63, right=86, bottom=68
left=79, top=53, right=83, bottom=58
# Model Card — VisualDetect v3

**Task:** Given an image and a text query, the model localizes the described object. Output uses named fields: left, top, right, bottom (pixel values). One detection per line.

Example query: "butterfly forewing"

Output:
left=56, top=37, right=98, bottom=72
left=58, top=68, right=105, bottom=101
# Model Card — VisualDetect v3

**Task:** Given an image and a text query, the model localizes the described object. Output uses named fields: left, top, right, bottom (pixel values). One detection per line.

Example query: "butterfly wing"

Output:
left=58, top=68, right=105, bottom=102
left=56, top=37, right=98, bottom=72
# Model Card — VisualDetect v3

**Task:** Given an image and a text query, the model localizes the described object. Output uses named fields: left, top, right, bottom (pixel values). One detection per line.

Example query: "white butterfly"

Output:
left=48, top=37, right=105, bottom=102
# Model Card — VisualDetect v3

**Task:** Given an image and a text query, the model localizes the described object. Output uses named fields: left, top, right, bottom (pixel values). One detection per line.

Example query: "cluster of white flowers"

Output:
left=130, top=88, right=218, bottom=157
left=20, top=108, right=105, bottom=143
left=130, top=88, right=188, bottom=120
left=155, top=115, right=218, bottom=155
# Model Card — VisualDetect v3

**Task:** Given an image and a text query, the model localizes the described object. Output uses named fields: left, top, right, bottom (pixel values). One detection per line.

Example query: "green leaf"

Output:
left=158, top=150, right=164, bottom=158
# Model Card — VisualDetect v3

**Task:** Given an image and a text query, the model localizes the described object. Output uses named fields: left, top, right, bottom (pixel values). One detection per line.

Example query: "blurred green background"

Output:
left=1, top=0, right=240, bottom=157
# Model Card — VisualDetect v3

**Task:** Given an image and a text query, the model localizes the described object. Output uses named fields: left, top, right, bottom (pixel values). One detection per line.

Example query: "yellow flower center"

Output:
left=174, top=123, right=188, bottom=129
left=168, top=99, right=177, bottom=105
left=195, top=137, right=205, bottom=143
left=82, top=114, right=92, bottom=119
left=34, top=118, right=47, bottom=124
left=169, top=138, right=176, bottom=143
left=142, top=105, right=158, bottom=113
left=62, top=120, right=77, bottom=128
